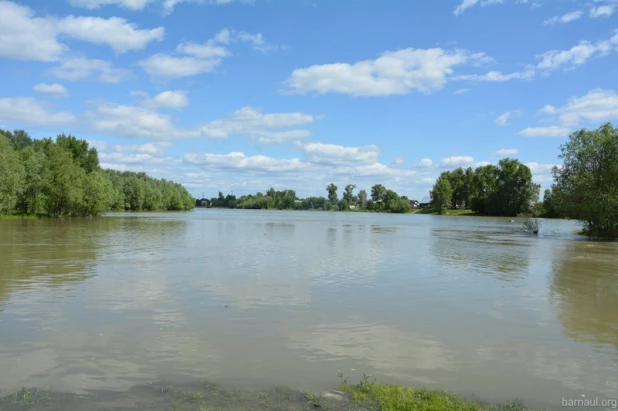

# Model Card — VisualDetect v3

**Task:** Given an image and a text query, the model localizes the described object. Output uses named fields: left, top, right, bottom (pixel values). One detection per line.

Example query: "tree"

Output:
left=430, top=175, right=453, bottom=215
left=343, top=184, right=357, bottom=203
left=43, top=144, right=85, bottom=217
left=370, top=184, right=386, bottom=202
left=470, top=164, right=498, bottom=214
left=553, top=123, right=618, bottom=239
left=358, top=189, right=368, bottom=206
left=326, top=183, right=338, bottom=204
left=81, top=170, right=115, bottom=216
left=56, top=134, right=99, bottom=173
left=0, top=135, right=25, bottom=213
left=17, top=147, right=46, bottom=214
left=542, top=188, right=564, bottom=218
left=485, top=158, right=539, bottom=217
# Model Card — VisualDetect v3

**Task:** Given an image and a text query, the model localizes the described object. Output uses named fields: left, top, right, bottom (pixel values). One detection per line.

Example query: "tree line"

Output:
left=429, top=123, right=618, bottom=240
left=208, top=183, right=414, bottom=213
left=0, top=129, right=194, bottom=217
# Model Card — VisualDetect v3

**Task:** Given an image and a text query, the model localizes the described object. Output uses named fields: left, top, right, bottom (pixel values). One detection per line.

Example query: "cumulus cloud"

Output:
left=68, top=0, right=154, bottom=9
left=544, top=10, right=583, bottom=25
left=438, top=156, right=474, bottom=167
left=33, top=83, right=68, bottom=97
left=84, top=102, right=316, bottom=141
left=300, top=142, right=380, bottom=165
left=144, top=90, right=189, bottom=109
left=518, top=89, right=618, bottom=137
left=185, top=151, right=308, bottom=172
left=113, top=142, right=173, bottom=156
left=416, top=158, right=433, bottom=167
left=162, top=0, right=254, bottom=14
left=50, top=57, right=131, bottom=82
left=494, top=112, right=512, bottom=126
left=281, top=48, right=491, bottom=96
left=518, top=126, right=572, bottom=137
left=589, top=4, right=615, bottom=18
left=139, top=28, right=280, bottom=77
left=535, top=30, right=618, bottom=71
left=454, top=68, right=535, bottom=82
left=0, top=97, right=77, bottom=126
left=0, top=1, right=164, bottom=62
left=492, top=148, right=518, bottom=156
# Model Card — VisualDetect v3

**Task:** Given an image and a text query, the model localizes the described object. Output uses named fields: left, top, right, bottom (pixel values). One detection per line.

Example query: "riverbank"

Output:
left=0, top=380, right=541, bottom=411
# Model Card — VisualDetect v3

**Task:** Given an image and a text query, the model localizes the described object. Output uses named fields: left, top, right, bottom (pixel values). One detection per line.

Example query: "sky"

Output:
left=1, top=0, right=617, bottom=200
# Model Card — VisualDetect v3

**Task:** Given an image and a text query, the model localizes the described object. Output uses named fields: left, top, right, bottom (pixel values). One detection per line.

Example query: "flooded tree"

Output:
left=552, top=123, right=618, bottom=239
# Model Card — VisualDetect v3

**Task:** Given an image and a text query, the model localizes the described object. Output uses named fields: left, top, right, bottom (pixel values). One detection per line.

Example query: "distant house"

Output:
left=409, top=200, right=420, bottom=208
left=349, top=205, right=356, bottom=210
left=196, top=198, right=209, bottom=207
left=419, top=196, right=430, bottom=208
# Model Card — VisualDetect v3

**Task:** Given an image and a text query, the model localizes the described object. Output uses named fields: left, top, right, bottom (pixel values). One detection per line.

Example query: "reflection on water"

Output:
left=550, top=241, right=618, bottom=350
left=0, top=211, right=617, bottom=410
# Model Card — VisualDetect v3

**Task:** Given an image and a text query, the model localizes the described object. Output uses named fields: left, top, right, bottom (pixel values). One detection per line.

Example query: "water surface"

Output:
left=1, top=210, right=617, bottom=409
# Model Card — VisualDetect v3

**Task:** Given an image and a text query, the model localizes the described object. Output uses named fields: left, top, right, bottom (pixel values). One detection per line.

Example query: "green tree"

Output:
left=17, top=147, right=46, bottom=214
left=542, top=188, right=564, bottom=218
left=43, top=144, right=85, bottom=217
left=358, top=189, right=368, bottom=206
left=553, top=123, right=618, bottom=239
left=370, top=184, right=386, bottom=202
left=81, top=170, right=115, bottom=216
left=0, top=135, right=25, bottom=213
left=343, top=184, right=357, bottom=203
left=326, top=183, right=338, bottom=204
left=56, top=134, right=99, bottom=173
left=485, top=158, right=539, bottom=217
left=430, top=175, right=453, bottom=215
left=470, top=164, right=498, bottom=214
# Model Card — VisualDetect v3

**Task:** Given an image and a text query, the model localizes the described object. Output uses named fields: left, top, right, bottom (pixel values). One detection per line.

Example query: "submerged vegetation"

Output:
left=0, top=129, right=194, bottom=217
left=0, top=378, right=541, bottom=411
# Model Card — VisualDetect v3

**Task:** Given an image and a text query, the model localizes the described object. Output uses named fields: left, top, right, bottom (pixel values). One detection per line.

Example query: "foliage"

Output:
left=0, top=129, right=194, bottom=217
left=326, top=183, right=338, bottom=205
left=340, top=377, right=538, bottom=411
left=430, top=175, right=452, bottom=214
left=358, top=189, right=368, bottom=207
left=0, top=134, right=25, bottom=213
left=430, top=160, right=538, bottom=217
left=553, top=123, right=618, bottom=239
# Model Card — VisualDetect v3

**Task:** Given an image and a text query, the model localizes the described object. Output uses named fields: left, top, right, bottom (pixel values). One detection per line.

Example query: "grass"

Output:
left=339, top=375, right=540, bottom=411
left=0, top=211, right=53, bottom=220
left=2, top=387, right=50, bottom=407
left=413, top=208, right=479, bottom=216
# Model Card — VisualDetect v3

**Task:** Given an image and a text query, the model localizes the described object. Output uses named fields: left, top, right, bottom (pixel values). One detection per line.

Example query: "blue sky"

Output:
left=1, top=0, right=617, bottom=200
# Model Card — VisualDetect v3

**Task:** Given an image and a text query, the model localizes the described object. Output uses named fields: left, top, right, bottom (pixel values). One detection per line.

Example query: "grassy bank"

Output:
left=0, top=379, right=541, bottom=411
left=0, top=212, right=53, bottom=220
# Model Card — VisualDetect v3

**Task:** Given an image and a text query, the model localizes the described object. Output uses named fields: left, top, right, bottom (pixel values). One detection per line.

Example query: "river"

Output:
left=1, top=209, right=617, bottom=409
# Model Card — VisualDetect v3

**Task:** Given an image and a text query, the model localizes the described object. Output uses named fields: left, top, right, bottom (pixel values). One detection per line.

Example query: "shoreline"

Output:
left=0, top=380, right=541, bottom=411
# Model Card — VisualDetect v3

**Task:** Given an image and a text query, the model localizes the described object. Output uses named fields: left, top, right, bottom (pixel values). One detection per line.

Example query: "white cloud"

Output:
left=454, top=68, right=535, bottom=82
left=0, top=2, right=164, bottom=62
left=199, top=106, right=316, bottom=140
left=392, top=156, right=404, bottom=166
left=0, top=1, right=66, bottom=61
left=454, top=0, right=520, bottom=15
left=454, top=88, right=471, bottom=94
left=300, top=142, right=380, bottom=165
left=185, top=152, right=308, bottom=172
left=494, top=111, right=512, bottom=126
left=589, top=4, right=615, bottom=18
left=162, top=0, right=254, bottom=14
left=50, top=57, right=131, bottom=82
left=0, top=97, right=77, bottom=126
left=544, top=10, right=583, bottom=25
left=139, top=28, right=279, bottom=78
left=145, top=90, right=189, bottom=109
left=84, top=102, right=316, bottom=141
left=253, top=130, right=311, bottom=145
left=416, top=158, right=433, bottom=167
left=33, top=83, right=68, bottom=97
left=113, top=142, right=173, bottom=156
left=524, top=162, right=558, bottom=174
left=536, top=31, right=618, bottom=71
left=68, top=0, right=154, bottom=9
left=56, top=16, right=164, bottom=53
left=281, top=48, right=491, bottom=96
left=438, top=156, right=474, bottom=167
left=538, top=89, right=618, bottom=126
left=492, top=148, right=518, bottom=156
left=139, top=54, right=221, bottom=77
left=517, top=126, right=572, bottom=137
left=472, top=161, right=492, bottom=167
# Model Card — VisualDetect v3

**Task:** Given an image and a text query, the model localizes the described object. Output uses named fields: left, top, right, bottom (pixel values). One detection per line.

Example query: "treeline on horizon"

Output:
left=430, top=123, right=618, bottom=239
left=0, top=129, right=194, bottom=217
left=206, top=183, right=414, bottom=213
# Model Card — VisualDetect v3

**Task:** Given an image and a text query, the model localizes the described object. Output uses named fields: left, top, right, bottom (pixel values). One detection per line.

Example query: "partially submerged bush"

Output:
left=522, top=218, right=541, bottom=235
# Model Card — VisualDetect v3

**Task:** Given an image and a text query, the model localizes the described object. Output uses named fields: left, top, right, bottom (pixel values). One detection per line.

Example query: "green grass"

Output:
left=0, top=211, right=53, bottom=219
left=340, top=377, right=540, bottom=411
